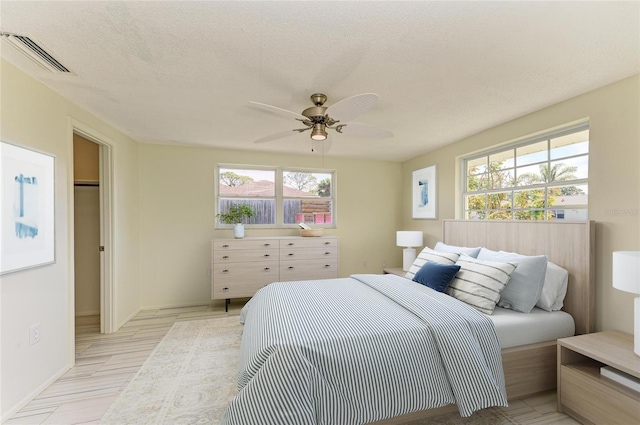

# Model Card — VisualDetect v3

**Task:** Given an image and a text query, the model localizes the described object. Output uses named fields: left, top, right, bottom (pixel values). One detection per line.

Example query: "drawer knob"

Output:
left=324, top=264, right=331, bottom=268
left=222, top=244, right=230, bottom=248
left=288, top=242, right=294, bottom=246
left=222, top=269, right=229, bottom=273
left=288, top=266, right=294, bottom=269
left=222, top=287, right=229, bottom=291
left=288, top=253, right=294, bottom=256
left=324, top=252, right=331, bottom=255
left=324, top=242, right=331, bottom=245
left=264, top=254, right=270, bottom=257
left=264, top=267, right=270, bottom=271
left=264, top=243, right=270, bottom=246
left=222, top=255, right=229, bottom=259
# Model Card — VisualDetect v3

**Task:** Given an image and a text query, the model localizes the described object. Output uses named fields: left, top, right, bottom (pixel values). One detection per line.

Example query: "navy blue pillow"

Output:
left=412, top=261, right=461, bottom=292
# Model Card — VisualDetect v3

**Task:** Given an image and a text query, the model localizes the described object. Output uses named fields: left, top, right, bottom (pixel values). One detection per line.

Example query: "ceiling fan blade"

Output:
left=254, top=130, right=301, bottom=144
left=325, top=93, right=379, bottom=123
left=249, top=101, right=307, bottom=121
left=337, top=122, right=393, bottom=139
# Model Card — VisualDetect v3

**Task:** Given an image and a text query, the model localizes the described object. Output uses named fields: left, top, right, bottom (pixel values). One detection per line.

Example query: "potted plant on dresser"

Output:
left=216, top=204, right=256, bottom=238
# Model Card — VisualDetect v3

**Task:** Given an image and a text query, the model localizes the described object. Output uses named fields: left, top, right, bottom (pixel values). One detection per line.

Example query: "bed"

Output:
left=222, top=220, right=595, bottom=425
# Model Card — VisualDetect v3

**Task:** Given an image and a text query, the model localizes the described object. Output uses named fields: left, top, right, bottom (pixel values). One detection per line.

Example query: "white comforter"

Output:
left=221, top=274, right=507, bottom=425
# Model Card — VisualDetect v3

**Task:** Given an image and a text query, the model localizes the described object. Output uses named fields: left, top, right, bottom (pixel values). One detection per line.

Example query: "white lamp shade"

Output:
left=613, top=251, right=640, bottom=294
left=396, top=231, right=423, bottom=248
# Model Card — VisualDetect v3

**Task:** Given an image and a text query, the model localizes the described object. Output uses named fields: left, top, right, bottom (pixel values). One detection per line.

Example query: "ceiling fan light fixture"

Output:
left=311, top=124, right=327, bottom=141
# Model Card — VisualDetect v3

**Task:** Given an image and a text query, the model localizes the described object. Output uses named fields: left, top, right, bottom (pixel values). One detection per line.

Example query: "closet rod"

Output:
left=74, top=181, right=99, bottom=187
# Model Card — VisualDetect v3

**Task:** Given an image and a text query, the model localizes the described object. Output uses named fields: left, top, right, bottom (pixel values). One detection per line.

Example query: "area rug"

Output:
left=101, top=316, right=516, bottom=425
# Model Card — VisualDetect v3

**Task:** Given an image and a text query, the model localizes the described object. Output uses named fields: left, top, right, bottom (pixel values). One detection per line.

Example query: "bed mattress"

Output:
left=489, top=306, right=575, bottom=349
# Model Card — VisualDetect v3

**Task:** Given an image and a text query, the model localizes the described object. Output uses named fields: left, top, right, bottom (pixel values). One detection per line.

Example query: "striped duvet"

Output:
left=221, top=274, right=507, bottom=425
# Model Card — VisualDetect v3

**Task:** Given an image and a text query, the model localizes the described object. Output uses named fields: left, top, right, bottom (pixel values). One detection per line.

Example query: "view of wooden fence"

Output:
left=219, top=198, right=332, bottom=224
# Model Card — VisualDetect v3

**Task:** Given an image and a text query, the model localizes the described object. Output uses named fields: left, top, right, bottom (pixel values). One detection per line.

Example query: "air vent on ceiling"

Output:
left=1, top=32, right=71, bottom=73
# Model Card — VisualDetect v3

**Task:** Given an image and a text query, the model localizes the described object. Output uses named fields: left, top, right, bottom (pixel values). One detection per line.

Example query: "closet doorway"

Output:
left=73, top=134, right=101, bottom=331
left=72, top=129, right=113, bottom=337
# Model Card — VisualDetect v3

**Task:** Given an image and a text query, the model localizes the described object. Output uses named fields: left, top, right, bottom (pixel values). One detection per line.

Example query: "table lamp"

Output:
left=397, top=231, right=423, bottom=271
left=612, top=251, right=640, bottom=356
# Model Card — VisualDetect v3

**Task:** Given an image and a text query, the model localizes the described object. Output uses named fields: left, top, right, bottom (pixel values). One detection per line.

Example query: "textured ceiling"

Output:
left=1, top=1, right=638, bottom=161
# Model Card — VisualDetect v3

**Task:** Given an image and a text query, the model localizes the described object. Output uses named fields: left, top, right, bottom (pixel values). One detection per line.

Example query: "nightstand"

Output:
left=557, top=330, right=640, bottom=424
left=382, top=267, right=406, bottom=277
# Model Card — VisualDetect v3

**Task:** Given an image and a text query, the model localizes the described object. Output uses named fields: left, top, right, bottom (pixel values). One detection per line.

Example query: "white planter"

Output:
left=233, top=223, right=245, bottom=239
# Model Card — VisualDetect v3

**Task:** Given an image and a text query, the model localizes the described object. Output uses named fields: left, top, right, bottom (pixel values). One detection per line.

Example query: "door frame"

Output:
left=67, top=118, right=115, bottom=364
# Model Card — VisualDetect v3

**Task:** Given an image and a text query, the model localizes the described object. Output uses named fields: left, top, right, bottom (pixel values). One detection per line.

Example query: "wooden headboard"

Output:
left=443, top=220, right=595, bottom=335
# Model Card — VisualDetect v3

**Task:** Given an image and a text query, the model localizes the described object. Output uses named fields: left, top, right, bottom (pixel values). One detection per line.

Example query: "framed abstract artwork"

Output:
left=1, top=141, right=55, bottom=274
left=412, top=165, right=437, bottom=219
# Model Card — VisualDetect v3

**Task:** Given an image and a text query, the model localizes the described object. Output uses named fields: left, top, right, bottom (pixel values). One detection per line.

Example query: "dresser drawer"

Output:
left=212, top=262, right=278, bottom=299
left=279, top=237, right=338, bottom=249
left=280, top=247, right=338, bottom=261
left=212, top=239, right=279, bottom=251
left=280, top=260, right=338, bottom=281
left=213, top=249, right=277, bottom=263
left=212, top=279, right=273, bottom=299
left=213, top=262, right=278, bottom=280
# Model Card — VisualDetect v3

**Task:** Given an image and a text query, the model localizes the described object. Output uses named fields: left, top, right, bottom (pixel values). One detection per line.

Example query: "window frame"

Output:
left=215, top=164, right=337, bottom=229
left=461, top=123, right=589, bottom=221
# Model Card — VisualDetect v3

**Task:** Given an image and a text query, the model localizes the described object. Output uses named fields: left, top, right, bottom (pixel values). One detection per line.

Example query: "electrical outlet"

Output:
left=381, top=260, right=387, bottom=268
left=363, top=260, right=368, bottom=268
left=30, top=324, right=41, bottom=345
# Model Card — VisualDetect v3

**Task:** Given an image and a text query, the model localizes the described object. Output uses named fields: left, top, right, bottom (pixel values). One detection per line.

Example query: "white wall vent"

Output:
left=1, top=32, right=71, bottom=73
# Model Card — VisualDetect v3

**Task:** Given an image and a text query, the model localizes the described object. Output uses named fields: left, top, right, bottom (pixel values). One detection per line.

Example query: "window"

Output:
left=282, top=170, right=333, bottom=225
left=216, top=165, right=335, bottom=227
left=462, top=124, right=589, bottom=221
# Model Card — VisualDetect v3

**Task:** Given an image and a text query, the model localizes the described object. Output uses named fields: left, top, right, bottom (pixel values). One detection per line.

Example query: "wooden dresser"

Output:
left=211, top=236, right=339, bottom=310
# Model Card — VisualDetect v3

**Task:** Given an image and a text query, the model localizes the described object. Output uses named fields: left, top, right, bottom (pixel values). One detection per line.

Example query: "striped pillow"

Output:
left=405, top=247, right=460, bottom=280
left=446, top=255, right=517, bottom=315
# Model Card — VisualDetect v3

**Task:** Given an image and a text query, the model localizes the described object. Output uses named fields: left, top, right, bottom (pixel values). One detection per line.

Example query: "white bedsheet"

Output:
left=488, top=306, right=574, bottom=349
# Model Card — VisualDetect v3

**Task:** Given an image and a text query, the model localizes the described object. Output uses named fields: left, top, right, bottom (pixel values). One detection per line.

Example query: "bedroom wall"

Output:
left=138, top=144, right=402, bottom=308
left=0, top=60, right=141, bottom=419
left=401, top=74, right=640, bottom=334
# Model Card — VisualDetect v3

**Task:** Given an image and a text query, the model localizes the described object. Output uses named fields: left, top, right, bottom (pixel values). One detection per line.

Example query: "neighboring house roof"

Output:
left=550, top=194, right=588, bottom=207
left=219, top=180, right=315, bottom=197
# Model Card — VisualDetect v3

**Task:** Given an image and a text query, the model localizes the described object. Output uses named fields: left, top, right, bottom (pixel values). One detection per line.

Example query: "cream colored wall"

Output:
left=138, top=144, right=402, bottom=308
left=0, top=60, right=141, bottom=419
left=401, top=74, right=640, bottom=334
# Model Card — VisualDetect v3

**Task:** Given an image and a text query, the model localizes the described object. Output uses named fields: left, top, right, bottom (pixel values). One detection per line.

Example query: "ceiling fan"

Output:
left=249, top=93, right=393, bottom=152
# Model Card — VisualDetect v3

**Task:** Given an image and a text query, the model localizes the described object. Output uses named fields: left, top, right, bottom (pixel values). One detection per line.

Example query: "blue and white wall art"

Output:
left=412, top=165, right=437, bottom=219
left=1, top=141, right=55, bottom=274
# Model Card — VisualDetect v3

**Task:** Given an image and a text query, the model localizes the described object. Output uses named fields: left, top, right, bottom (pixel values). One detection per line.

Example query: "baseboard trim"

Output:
left=1, top=363, right=70, bottom=423
left=116, top=307, right=141, bottom=332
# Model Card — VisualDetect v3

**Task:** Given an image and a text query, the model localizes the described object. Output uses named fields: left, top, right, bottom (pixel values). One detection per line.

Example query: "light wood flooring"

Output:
left=7, top=301, right=580, bottom=425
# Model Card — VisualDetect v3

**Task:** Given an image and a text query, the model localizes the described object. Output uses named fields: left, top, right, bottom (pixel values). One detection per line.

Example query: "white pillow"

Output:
left=476, top=249, right=548, bottom=313
left=434, top=242, right=482, bottom=258
left=536, top=262, right=569, bottom=311
left=405, top=247, right=460, bottom=280
left=446, top=255, right=517, bottom=315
